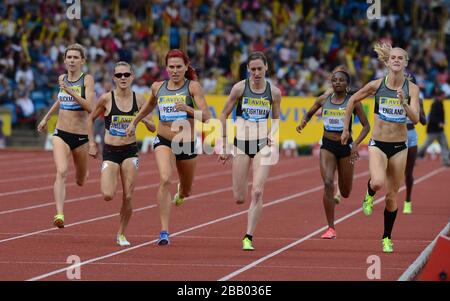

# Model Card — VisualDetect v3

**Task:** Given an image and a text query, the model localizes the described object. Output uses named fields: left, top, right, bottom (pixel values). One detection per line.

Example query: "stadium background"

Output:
left=0, top=0, right=449, bottom=148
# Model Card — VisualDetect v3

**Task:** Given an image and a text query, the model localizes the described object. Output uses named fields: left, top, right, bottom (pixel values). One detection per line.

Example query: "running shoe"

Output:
left=382, top=237, right=394, bottom=253
left=157, top=231, right=170, bottom=245
left=172, top=183, right=184, bottom=206
left=116, top=234, right=131, bottom=246
left=53, top=214, right=64, bottom=228
left=362, top=191, right=374, bottom=216
left=320, top=227, right=337, bottom=239
left=403, top=201, right=412, bottom=214
left=242, top=237, right=254, bottom=251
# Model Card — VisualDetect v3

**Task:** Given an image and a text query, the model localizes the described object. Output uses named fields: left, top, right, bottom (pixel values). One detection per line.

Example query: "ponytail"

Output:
left=373, top=42, right=392, bottom=64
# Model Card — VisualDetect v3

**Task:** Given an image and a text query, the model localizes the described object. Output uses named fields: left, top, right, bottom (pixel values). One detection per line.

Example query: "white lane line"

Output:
left=26, top=167, right=363, bottom=281
left=0, top=159, right=232, bottom=198
left=0, top=156, right=300, bottom=213
left=218, top=167, right=446, bottom=281
left=0, top=167, right=318, bottom=244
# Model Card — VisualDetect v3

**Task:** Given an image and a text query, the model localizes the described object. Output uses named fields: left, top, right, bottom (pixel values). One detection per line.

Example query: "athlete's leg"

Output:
left=175, top=157, right=197, bottom=198
left=72, top=143, right=89, bottom=186
left=368, top=146, right=388, bottom=193
left=232, top=154, right=252, bottom=204
left=245, top=151, right=271, bottom=236
left=52, top=136, right=71, bottom=216
left=101, top=161, right=120, bottom=201
left=382, top=149, right=407, bottom=252
left=404, top=146, right=417, bottom=202
left=320, top=149, right=338, bottom=229
left=154, top=146, right=175, bottom=233
left=118, top=157, right=138, bottom=237
left=362, top=146, right=388, bottom=216
left=337, top=155, right=355, bottom=198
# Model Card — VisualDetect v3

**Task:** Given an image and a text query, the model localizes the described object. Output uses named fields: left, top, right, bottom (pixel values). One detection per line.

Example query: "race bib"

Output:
left=378, top=97, right=406, bottom=123
left=241, top=97, right=271, bottom=121
left=58, top=86, right=82, bottom=110
left=322, top=108, right=346, bottom=131
left=158, top=95, right=188, bottom=122
left=109, top=115, right=134, bottom=137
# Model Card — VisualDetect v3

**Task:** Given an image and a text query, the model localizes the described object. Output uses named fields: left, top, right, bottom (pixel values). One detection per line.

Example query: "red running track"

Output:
left=0, top=150, right=448, bottom=281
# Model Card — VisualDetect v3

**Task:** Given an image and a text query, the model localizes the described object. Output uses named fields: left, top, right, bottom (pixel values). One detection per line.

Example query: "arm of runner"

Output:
left=126, top=82, right=159, bottom=136
left=341, top=79, right=380, bottom=145
left=296, top=93, right=327, bottom=134
left=87, top=93, right=108, bottom=159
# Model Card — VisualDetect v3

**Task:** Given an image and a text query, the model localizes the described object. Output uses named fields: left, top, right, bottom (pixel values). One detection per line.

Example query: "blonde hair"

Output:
left=374, top=42, right=409, bottom=64
left=114, top=61, right=134, bottom=74
left=64, top=43, right=86, bottom=59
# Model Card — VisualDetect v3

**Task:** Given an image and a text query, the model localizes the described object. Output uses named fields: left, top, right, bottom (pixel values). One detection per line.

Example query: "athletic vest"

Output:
left=58, top=73, right=85, bottom=111
left=236, top=79, right=273, bottom=122
left=374, top=76, right=410, bottom=124
left=104, top=91, right=139, bottom=137
left=156, top=80, right=195, bottom=122
left=322, top=93, right=352, bottom=133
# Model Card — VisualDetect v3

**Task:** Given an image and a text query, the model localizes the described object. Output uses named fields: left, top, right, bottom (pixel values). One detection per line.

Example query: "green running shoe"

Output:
left=53, top=214, right=64, bottom=228
left=382, top=237, right=394, bottom=253
left=242, top=237, right=254, bottom=251
left=116, top=234, right=131, bottom=246
left=172, top=183, right=184, bottom=206
left=403, top=201, right=412, bottom=214
left=362, top=191, right=374, bottom=216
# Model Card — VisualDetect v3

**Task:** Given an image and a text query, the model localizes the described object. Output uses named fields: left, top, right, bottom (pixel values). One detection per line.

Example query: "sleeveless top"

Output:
left=156, top=80, right=195, bottom=122
left=235, top=79, right=273, bottom=122
left=58, top=73, right=86, bottom=111
left=322, top=93, right=353, bottom=133
left=104, top=91, right=139, bottom=137
left=374, top=76, right=410, bottom=124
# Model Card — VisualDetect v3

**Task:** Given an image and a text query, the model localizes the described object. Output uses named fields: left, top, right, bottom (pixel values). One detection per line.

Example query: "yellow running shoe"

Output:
left=116, top=234, right=131, bottom=247
left=242, top=237, right=254, bottom=251
left=362, top=191, right=374, bottom=216
left=172, top=183, right=184, bottom=206
left=382, top=237, right=394, bottom=253
left=403, top=201, right=412, bottom=214
left=53, top=214, right=64, bottom=228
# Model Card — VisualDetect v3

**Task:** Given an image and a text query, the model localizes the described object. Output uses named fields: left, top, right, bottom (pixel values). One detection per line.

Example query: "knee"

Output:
left=123, top=194, right=133, bottom=204
left=56, top=169, right=68, bottom=181
left=234, top=193, right=246, bottom=204
left=323, top=179, right=334, bottom=193
left=159, top=175, right=171, bottom=188
left=370, top=178, right=384, bottom=191
left=385, top=196, right=397, bottom=211
left=102, top=191, right=114, bottom=202
left=76, top=178, right=86, bottom=187
left=76, top=170, right=89, bottom=186
left=251, top=187, right=263, bottom=201
left=122, top=195, right=133, bottom=209
left=340, top=189, right=351, bottom=198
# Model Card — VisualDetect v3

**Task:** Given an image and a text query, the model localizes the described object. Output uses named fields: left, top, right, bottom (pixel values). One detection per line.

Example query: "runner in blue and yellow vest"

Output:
left=37, top=44, right=94, bottom=229
left=341, top=42, right=421, bottom=253
left=126, top=49, right=211, bottom=246
left=218, top=52, right=282, bottom=251
left=296, top=65, right=370, bottom=239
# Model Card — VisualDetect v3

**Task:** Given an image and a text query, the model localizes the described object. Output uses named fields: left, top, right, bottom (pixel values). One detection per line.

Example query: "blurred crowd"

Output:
left=0, top=0, right=449, bottom=126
